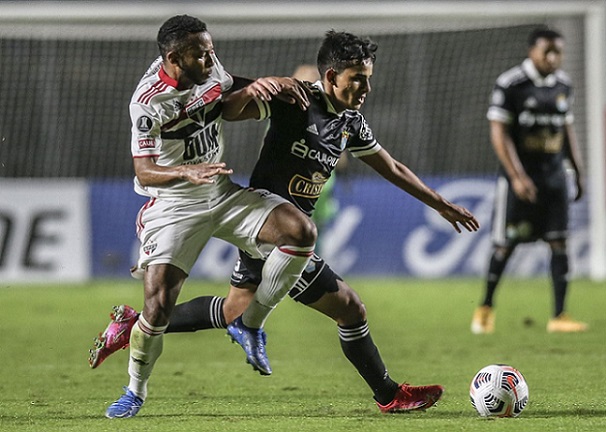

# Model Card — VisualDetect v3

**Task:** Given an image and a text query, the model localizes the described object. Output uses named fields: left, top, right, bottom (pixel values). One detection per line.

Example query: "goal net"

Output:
left=0, top=1, right=603, bottom=279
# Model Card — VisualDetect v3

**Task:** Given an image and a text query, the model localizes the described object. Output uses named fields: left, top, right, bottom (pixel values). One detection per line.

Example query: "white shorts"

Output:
left=134, top=182, right=288, bottom=275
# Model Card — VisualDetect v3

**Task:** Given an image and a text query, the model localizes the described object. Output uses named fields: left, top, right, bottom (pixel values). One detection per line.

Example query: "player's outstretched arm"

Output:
left=360, top=149, right=480, bottom=233
left=223, top=77, right=309, bottom=121
left=133, top=156, right=233, bottom=187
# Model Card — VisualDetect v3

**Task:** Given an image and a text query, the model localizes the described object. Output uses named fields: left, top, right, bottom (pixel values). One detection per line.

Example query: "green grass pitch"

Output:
left=1, top=277, right=604, bottom=431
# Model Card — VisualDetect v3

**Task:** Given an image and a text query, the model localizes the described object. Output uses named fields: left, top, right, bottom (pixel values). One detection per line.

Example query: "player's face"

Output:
left=529, top=37, right=564, bottom=76
left=175, top=31, right=215, bottom=88
left=330, top=60, right=373, bottom=112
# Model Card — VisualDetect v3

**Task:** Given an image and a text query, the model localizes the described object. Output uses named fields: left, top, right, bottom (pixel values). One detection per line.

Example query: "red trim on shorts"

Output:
left=136, top=197, right=156, bottom=236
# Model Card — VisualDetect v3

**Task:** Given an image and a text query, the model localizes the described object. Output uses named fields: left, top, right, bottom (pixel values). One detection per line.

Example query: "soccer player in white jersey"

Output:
left=102, top=15, right=318, bottom=419
left=95, top=28, right=480, bottom=416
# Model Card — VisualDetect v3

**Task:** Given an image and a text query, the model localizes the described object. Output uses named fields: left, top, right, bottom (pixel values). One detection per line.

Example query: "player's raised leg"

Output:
left=227, top=203, right=316, bottom=375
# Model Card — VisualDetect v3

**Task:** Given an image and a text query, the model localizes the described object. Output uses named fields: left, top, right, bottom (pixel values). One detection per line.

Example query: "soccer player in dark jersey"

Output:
left=91, top=30, right=480, bottom=413
left=471, top=28, right=587, bottom=334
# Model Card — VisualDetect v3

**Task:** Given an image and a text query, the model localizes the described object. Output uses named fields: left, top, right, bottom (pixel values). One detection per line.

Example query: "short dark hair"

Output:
left=317, top=30, right=378, bottom=77
left=528, top=27, right=563, bottom=47
left=157, top=15, right=207, bottom=58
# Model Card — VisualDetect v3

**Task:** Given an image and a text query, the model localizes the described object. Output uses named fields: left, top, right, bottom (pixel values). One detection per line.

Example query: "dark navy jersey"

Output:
left=487, top=58, right=574, bottom=186
left=250, top=81, right=381, bottom=215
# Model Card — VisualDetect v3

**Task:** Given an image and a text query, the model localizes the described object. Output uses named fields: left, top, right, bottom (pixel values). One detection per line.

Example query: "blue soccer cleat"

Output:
left=105, top=387, right=144, bottom=419
left=226, top=316, right=272, bottom=376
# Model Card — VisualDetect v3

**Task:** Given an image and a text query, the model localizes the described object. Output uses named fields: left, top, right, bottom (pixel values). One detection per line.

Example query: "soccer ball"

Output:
left=469, top=364, right=529, bottom=417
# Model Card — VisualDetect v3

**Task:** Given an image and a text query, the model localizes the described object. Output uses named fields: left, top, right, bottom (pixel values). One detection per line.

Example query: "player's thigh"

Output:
left=541, top=185, right=569, bottom=241
left=258, top=202, right=317, bottom=247
left=213, top=188, right=289, bottom=258
left=136, top=198, right=214, bottom=274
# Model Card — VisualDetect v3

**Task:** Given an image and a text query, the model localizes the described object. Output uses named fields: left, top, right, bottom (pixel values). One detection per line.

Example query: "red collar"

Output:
left=159, top=65, right=179, bottom=88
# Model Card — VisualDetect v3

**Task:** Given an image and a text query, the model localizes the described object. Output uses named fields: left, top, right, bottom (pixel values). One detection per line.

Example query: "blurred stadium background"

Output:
left=0, top=0, right=604, bottom=283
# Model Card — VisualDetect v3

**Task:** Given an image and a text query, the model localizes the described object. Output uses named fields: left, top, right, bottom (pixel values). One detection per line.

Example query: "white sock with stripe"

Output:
left=127, top=314, right=168, bottom=400
left=242, top=245, right=314, bottom=328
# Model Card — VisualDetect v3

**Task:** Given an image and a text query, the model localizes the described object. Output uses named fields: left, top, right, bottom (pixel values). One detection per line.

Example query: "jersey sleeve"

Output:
left=486, top=80, right=514, bottom=124
left=130, top=99, right=162, bottom=159
left=348, top=115, right=382, bottom=158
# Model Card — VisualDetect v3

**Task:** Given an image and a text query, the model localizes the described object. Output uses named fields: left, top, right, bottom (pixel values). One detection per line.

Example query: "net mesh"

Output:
left=0, top=19, right=587, bottom=179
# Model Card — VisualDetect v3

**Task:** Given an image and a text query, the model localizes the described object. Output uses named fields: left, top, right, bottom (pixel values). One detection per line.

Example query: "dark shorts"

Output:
left=491, top=175, right=569, bottom=247
left=230, top=250, right=342, bottom=305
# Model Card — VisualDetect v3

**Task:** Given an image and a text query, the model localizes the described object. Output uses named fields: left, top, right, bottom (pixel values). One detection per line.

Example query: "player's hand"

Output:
left=181, top=162, right=233, bottom=185
left=574, top=174, right=584, bottom=201
left=438, top=204, right=480, bottom=233
left=511, top=175, right=537, bottom=203
left=273, top=77, right=310, bottom=110
left=243, top=77, right=281, bottom=102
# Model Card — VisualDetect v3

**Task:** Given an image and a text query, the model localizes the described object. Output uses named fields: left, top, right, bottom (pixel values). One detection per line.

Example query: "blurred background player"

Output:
left=471, top=27, right=587, bottom=334
left=100, top=15, right=317, bottom=419
left=91, top=30, right=480, bottom=414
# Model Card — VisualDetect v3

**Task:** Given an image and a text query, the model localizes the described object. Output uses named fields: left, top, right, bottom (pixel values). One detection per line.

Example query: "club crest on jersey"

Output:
left=556, top=94, right=569, bottom=112
left=137, top=116, right=153, bottom=132
left=143, top=240, right=157, bottom=256
left=340, top=131, right=350, bottom=150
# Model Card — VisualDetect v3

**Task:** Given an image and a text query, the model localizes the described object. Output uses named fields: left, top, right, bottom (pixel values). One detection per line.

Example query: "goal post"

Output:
left=0, top=1, right=604, bottom=280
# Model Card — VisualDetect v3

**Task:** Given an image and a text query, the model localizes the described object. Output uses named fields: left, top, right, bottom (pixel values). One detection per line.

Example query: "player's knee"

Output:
left=549, top=240, right=567, bottom=255
left=295, top=216, right=317, bottom=246
left=282, top=212, right=317, bottom=246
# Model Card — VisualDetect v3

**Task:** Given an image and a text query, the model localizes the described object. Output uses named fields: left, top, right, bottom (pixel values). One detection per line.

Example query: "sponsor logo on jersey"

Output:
left=138, top=138, right=155, bottom=149
left=288, top=171, right=328, bottom=199
left=137, top=116, right=153, bottom=132
left=518, top=111, right=566, bottom=127
left=185, top=83, right=222, bottom=118
left=291, top=140, right=340, bottom=168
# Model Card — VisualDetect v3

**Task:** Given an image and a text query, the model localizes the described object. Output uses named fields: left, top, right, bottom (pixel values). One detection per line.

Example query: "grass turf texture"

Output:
left=0, top=278, right=604, bottom=432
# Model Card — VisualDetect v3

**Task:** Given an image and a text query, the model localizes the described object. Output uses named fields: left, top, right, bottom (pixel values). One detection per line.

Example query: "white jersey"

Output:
left=130, top=53, right=234, bottom=201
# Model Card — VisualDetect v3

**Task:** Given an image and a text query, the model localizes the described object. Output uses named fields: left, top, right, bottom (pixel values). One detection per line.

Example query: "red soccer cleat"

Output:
left=377, top=383, right=444, bottom=413
left=88, top=305, right=139, bottom=369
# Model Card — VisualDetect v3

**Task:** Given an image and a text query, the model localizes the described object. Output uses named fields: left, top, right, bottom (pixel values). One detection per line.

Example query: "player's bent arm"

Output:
left=490, top=120, right=536, bottom=202
left=563, top=123, right=584, bottom=200
left=223, top=76, right=310, bottom=121
left=133, top=156, right=233, bottom=187
left=360, top=149, right=479, bottom=233
left=490, top=121, right=527, bottom=183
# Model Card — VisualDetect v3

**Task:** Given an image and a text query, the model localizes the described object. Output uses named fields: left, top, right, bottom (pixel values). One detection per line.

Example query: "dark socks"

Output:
left=338, top=321, right=399, bottom=405
left=166, top=296, right=226, bottom=333
left=551, top=251, right=569, bottom=317
left=482, top=250, right=509, bottom=307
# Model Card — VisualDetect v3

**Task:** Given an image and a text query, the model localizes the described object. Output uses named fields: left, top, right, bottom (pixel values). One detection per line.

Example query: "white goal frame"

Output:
left=2, top=0, right=604, bottom=280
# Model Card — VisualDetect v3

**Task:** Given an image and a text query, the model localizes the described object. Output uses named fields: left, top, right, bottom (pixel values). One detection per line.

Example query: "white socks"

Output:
left=127, top=314, right=167, bottom=400
left=242, top=245, right=314, bottom=328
